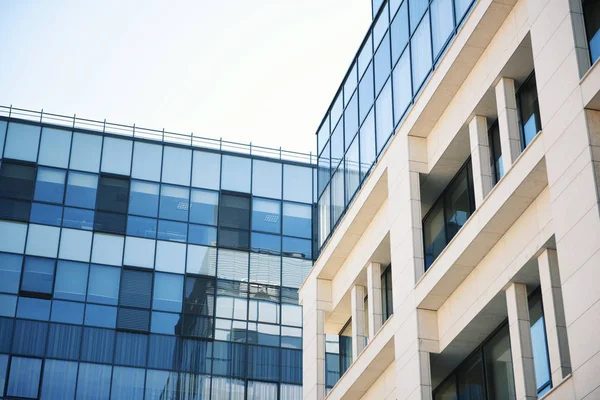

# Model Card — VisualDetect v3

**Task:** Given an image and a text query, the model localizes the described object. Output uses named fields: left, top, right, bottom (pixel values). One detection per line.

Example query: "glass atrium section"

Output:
left=0, top=118, right=313, bottom=399
left=317, top=0, right=477, bottom=250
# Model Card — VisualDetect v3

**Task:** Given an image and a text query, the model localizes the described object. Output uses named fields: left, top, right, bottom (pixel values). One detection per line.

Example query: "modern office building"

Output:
left=302, top=0, right=600, bottom=399
left=0, top=106, right=315, bottom=399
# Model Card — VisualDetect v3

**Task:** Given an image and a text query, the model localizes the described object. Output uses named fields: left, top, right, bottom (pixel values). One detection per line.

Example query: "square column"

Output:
left=468, top=115, right=494, bottom=207
left=351, top=285, right=367, bottom=357
left=495, top=77, right=521, bottom=173
left=537, top=249, right=571, bottom=384
left=367, top=262, right=383, bottom=338
left=506, top=282, right=537, bottom=400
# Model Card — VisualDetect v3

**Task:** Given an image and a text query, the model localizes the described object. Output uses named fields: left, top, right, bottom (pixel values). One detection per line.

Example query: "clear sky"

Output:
left=0, top=0, right=371, bottom=156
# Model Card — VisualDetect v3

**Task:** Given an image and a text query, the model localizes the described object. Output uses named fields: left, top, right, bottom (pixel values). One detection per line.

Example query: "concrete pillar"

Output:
left=351, top=285, right=367, bottom=357
left=301, top=278, right=331, bottom=400
left=468, top=115, right=494, bottom=206
left=537, top=249, right=571, bottom=384
left=495, top=77, right=521, bottom=174
left=367, top=262, right=383, bottom=338
left=506, top=282, right=537, bottom=400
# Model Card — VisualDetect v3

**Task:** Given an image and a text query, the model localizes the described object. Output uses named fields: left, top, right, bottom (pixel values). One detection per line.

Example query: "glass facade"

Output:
left=317, top=0, right=477, bottom=250
left=0, top=118, right=313, bottom=399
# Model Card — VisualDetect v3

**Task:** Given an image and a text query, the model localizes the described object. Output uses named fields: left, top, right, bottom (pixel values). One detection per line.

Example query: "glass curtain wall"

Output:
left=0, top=119, right=314, bottom=399
left=317, top=0, right=478, bottom=250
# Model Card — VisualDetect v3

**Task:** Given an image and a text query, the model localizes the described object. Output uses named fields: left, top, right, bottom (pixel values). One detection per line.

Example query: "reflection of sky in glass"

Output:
left=531, top=317, right=551, bottom=391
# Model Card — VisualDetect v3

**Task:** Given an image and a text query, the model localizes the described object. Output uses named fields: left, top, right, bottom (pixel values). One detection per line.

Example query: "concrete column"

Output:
left=468, top=115, right=494, bottom=207
left=506, top=282, right=537, bottom=400
left=537, top=249, right=571, bottom=384
left=367, top=262, right=383, bottom=338
left=495, top=77, right=521, bottom=173
left=351, top=285, right=367, bottom=357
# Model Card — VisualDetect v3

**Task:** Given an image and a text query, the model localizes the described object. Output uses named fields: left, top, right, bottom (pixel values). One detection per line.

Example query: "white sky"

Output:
left=0, top=0, right=371, bottom=156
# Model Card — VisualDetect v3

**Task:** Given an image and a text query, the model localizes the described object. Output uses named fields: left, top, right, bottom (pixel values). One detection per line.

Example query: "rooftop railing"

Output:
left=0, top=105, right=315, bottom=165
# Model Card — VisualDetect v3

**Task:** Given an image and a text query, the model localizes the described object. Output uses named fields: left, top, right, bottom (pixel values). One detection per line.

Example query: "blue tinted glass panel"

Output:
left=153, top=272, right=184, bottom=312
left=30, top=203, right=62, bottom=226
left=409, top=0, right=428, bottom=31
left=88, top=264, right=120, bottom=305
left=38, top=127, right=72, bottom=169
left=129, top=180, right=159, bottom=217
left=358, top=33, right=373, bottom=77
left=6, top=356, right=42, bottom=399
left=330, top=119, right=344, bottom=168
left=148, top=335, right=181, bottom=370
left=213, top=341, right=246, bottom=378
left=359, top=63, right=375, bottom=123
left=4, top=123, right=40, bottom=162
left=181, top=339, right=213, bottom=373
left=283, top=237, right=312, bottom=259
left=76, top=363, right=112, bottom=400
left=252, top=198, right=281, bottom=234
left=159, top=184, right=189, bottom=222
left=376, top=80, right=393, bottom=154
left=65, top=171, right=98, bottom=209
left=0, top=354, right=6, bottom=396
left=247, top=344, right=279, bottom=382
left=0, top=252, right=22, bottom=294
left=252, top=232, right=281, bottom=255
left=411, top=12, right=433, bottom=91
left=391, top=0, right=409, bottom=64
left=85, top=304, right=117, bottom=328
left=360, top=109, right=376, bottom=179
left=46, top=323, right=82, bottom=360
left=190, top=189, right=219, bottom=225
left=281, top=348, right=302, bottom=384
left=283, top=165, right=313, bottom=204
left=0, top=317, right=14, bottom=350
left=145, top=370, right=180, bottom=400
left=373, top=2, right=389, bottom=45
left=189, top=224, right=217, bottom=246
left=282, top=203, right=312, bottom=239
left=54, top=260, right=88, bottom=301
left=318, top=141, right=330, bottom=196
left=345, top=137, right=360, bottom=204
left=331, top=92, right=343, bottom=131
left=151, top=311, right=181, bottom=335
left=192, top=150, right=221, bottom=190
left=431, top=0, right=454, bottom=57
left=157, top=219, right=187, bottom=242
left=393, top=48, right=412, bottom=124
left=114, top=332, right=148, bottom=367
left=21, top=256, right=55, bottom=294
left=111, top=366, right=145, bottom=399
left=80, top=327, right=115, bottom=363
left=281, top=327, right=302, bottom=349
left=253, top=160, right=282, bottom=199
left=0, top=294, right=17, bottom=317
left=530, top=294, right=551, bottom=394
left=12, top=319, right=47, bottom=356
left=222, top=155, right=251, bottom=193
left=62, top=207, right=94, bottom=230
left=127, top=215, right=157, bottom=238
left=374, top=33, right=391, bottom=95
left=51, top=300, right=84, bottom=324
left=41, top=359, right=78, bottom=400
left=34, top=167, right=65, bottom=204
left=344, top=92, right=359, bottom=150
left=455, top=0, right=473, bottom=22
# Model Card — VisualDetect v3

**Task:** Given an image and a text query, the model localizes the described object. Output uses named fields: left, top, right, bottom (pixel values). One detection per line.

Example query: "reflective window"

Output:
left=25, top=224, right=59, bottom=259
left=381, top=265, right=394, bottom=321
left=431, top=0, right=454, bottom=57
left=331, top=166, right=344, bottom=227
left=252, top=232, right=281, bottom=255
left=411, top=12, right=432, bottom=92
left=376, top=79, right=393, bottom=154
left=70, top=133, right=102, bottom=172
left=41, top=359, right=77, bottom=400
left=250, top=253, right=281, bottom=286
left=4, top=123, right=40, bottom=162
left=584, top=0, right=600, bottom=65
left=189, top=224, right=217, bottom=246
left=114, top=332, right=148, bottom=367
left=216, top=280, right=248, bottom=320
left=247, top=344, right=279, bottom=381
left=373, top=3, right=389, bottom=46
left=46, top=323, right=82, bottom=360
left=391, top=0, right=409, bottom=64
left=120, top=269, right=152, bottom=309
left=409, top=0, right=428, bottom=31
left=345, top=136, right=360, bottom=204
left=38, top=127, right=71, bottom=168
left=59, top=228, right=92, bottom=263
left=529, top=292, right=552, bottom=395
left=30, top=203, right=62, bottom=226
left=282, top=257, right=312, bottom=289
left=117, top=306, right=150, bottom=332
left=424, top=201, right=446, bottom=270
left=129, top=180, right=159, bottom=217
left=281, top=303, right=302, bottom=328
left=131, top=141, right=162, bottom=181
left=0, top=220, right=28, bottom=254
left=222, top=155, right=251, bottom=193
left=54, top=260, right=88, bottom=301
left=0, top=252, right=22, bottom=294
left=0, top=161, right=36, bottom=201
left=220, top=193, right=250, bottom=230
left=190, top=189, right=219, bottom=225
left=359, top=63, right=375, bottom=123
left=331, top=119, right=344, bottom=169
left=62, top=207, right=93, bottom=230
left=84, top=304, right=117, bottom=328
left=21, top=256, right=55, bottom=295
left=156, top=241, right=186, bottom=274
left=213, top=341, right=247, bottom=377
left=281, top=348, right=302, bottom=384
left=317, top=116, right=330, bottom=158
left=0, top=294, right=17, bottom=317
left=331, top=91, right=343, bottom=130
left=318, top=141, right=330, bottom=196
left=282, top=202, right=311, bottom=239
left=393, top=48, right=412, bottom=124
left=65, top=171, right=98, bottom=209
left=283, top=165, right=313, bottom=204
left=344, top=92, right=359, bottom=149
left=455, top=0, right=473, bottom=22
left=16, top=297, right=51, bottom=320
left=488, top=122, right=504, bottom=183
left=212, top=377, right=245, bottom=400
left=124, top=236, right=156, bottom=269
left=159, top=184, right=189, bottom=221
left=111, top=366, right=145, bottom=399
left=192, top=150, right=221, bottom=190
left=88, top=264, right=120, bottom=305
left=187, top=244, right=217, bottom=276
left=6, top=356, right=42, bottom=398
left=252, top=198, right=281, bottom=234
left=282, top=326, right=302, bottom=349
left=215, top=319, right=247, bottom=342
left=318, top=185, right=331, bottom=248
left=158, top=219, right=188, bottom=242
left=358, top=32, right=373, bottom=78
left=127, top=215, right=157, bottom=238
left=12, top=319, right=48, bottom=357
left=34, top=167, right=65, bottom=204
left=217, top=249, right=249, bottom=282
left=517, top=72, right=541, bottom=148
left=96, top=175, right=130, bottom=214
left=457, top=352, right=485, bottom=399
left=151, top=311, right=181, bottom=335
left=101, top=137, right=132, bottom=175
left=360, top=108, right=376, bottom=179
left=253, top=160, right=282, bottom=199
left=374, top=32, right=391, bottom=95
left=283, top=236, right=311, bottom=259
left=154, top=272, right=184, bottom=312
left=483, top=324, right=515, bottom=399
left=162, top=146, right=192, bottom=186
left=51, top=300, right=85, bottom=324
left=76, top=363, right=112, bottom=400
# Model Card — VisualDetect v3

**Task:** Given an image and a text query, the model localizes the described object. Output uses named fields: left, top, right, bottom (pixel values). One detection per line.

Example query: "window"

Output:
left=376, top=80, right=393, bottom=154
left=95, top=175, right=130, bottom=234
left=162, top=146, right=192, bottom=186
left=41, top=359, right=78, bottom=399
left=189, top=224, right=217, bottom=246
left=252, top=198, right=281, bottom=234
left=219, top=193, right=251, bottom=250
left=282, top=236, right=312, bottom=259
left=70, top=133, right=102, bottom=172
left=374, top=33, right=391, bottom=95
left=127, top=215, right=157, bottom=238
left=483, top=324, right=515, bottom=399
left=51, top=300, right=84, bottom=324
left=120, top=269, right=152, bottom=309
left=4, top=123, right=40, bottom=162
left=183, top=276, right=215, bottom=338
left=85, top=304, right=117, bottom=328
left=92, top=233, right=124, bottom=265
left=431, top=0, right=454, bottom=58
left=54, top=260, right=88, bottom=301
left=391, top=0, right=408, bottom=64
left=31, top=203, right=62, bottom=226
left=411, top=12, right=432, bottom=92
left=250, top=253, right=281, bottom=286
left=21, top=256, right=55, bottom=296
left=111, top=366, right=145, bottom=399
left=153, top=272, right=184, bottom=312
left=65, top=171, right=97, bottom=209
left=393, top=48, right=412, bottom=125
left=6, top=356, right=42, bottom=398
left=131, top=142, right=162, bottom=181
left=16, top=297, right=51, bottom=320
left=46, top=323, right=82, bottom=359
left=344, top=93, right=358, bottom=150
left=381, top=265, right=393, bottom=321
left=360, top=109, right=376, bottom=179
left=158, top=219, right=188, bottom=242
left=34, top=167, right=65, bottom=204
left=62, top=207, right=93, bottom=230
left=222, top=155, right=251, bottom=193
left=282, top=203, right=312, bottom=239
left=101, top=137, right=132, bottom=175
left=423, top=160, right=474, bottom=270
left=529, top=291, right=551, bottom=395
left=38, top=127, right=71, bottom=168
left=216, top=280, right=248, bottom=321
left=517, top=72, right=541, bottom=149
left=129, top=180, right=159, bottom=217
left=249, top=284, right=280, bottom=325
left=359, top=63, right=375, bottom=123
left=488, top=121, right=503, bottom=183
left=190, top=189, right=219, bottom=225
left=253, top=160, right=282, bottom=199
left=0, top=253, right=22, bottom=294
left=0, top=161, right=36, bottom=221
left=345, top=136, right=360, bottom=204
left=192, top=150, right=221, bottom=190
left=252, top=232, right=281, bottom=255
left=187, top=245, right=217, bottom=276
left=114, top=332, right=148, bottom=367
left=339, top=321, right=353, bottom=375
left=159, top=184, right=189, bottom=222
left=76, top=363, right=112, bottom=400
left=584, top=0, right=600, bottom=65
left=283, top=164, right=312, bottom=204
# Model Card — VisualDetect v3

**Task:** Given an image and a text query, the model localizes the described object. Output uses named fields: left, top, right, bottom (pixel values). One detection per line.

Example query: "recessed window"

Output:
left=0, top=162, right=36, bottom=221
left=159, top=184, right=189, bottom=222
left=65, top=171, right=98, bottom=209
left=517, top=72, right=541, bottom=149
left=119, top=269, right=152, bottom=309
left=21, top=256, right=55, bottom=296
left=34, top=167, right=66, bottom=204
left=220, top=193, right=250, bottom=230
left=488, top=122, right=503, bottom=184
left=584, top=0, right=600, bottom=65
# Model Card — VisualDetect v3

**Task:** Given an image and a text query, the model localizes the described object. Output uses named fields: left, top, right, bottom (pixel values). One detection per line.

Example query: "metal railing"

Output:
left=0, top=105, right=315, bottom=165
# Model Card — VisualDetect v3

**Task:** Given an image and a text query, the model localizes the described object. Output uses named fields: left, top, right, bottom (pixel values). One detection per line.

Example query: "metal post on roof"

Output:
left=220, top=137, right=222, bottom=151
left=250, top=142, right=252, bottom=155
left=8, top=105, right=12, bottom=118
left=162, top=128, right=165, bottom=142
left=73, top=114, right=76, bottom=128
left=133, top=123, right=136, bottom=138
left=40, top=109, right=44, bottom=123
left=280, top=146, right=282, bottom=160
left=103, top=119, right=106, bottom=133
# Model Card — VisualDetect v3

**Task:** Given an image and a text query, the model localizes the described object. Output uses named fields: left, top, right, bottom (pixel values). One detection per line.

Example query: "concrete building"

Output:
left=302, top=0, right=600, bottom=399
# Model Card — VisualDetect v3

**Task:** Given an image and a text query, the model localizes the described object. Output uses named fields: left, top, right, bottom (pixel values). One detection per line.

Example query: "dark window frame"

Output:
left=516, top=71, right=541, bottom=150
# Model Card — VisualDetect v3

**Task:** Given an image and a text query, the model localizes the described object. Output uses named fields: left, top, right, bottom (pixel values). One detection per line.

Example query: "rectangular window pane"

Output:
left=359, top=63, right=374, bottom=123
left=147, top=335, right=181, bottom=369
left=111, top=366, right=145, bottom=399
left=65, top=171, right=98, bottom=209
left=7, top=356, right=42, bottom=398
left=218, top=228, right=250, bottom=251
left=483, top=324, right=515, bottom=399
left=192, top=150, right=221, bottom=190
left=444, top=167, right=471, bottom=242
left=38, top=127, right=71, bottom=168
left=376, top=80, right=393, bottom=154
left=34, top=167, right=65, bottom=204
left=151, top=311, right=181, bottom=335
left=393, top=48, right=412, bottom=124
left=283, top=203, right=312, bottom=239
left=41, top=359, right=77, bottom=400
left=12, top=319, right=48, bottom=357
left=31, top=203, right=62, bottom=226
left=247, top=344, right=280, bottom=381
left=4, top=123, right=40, bottom=162
left=529, top=292, right=551, bottom=394
left=283, top=236, right=312, bottom=259
left=216, top=280, right=248, bottom=321
left=411, top=12, right=433, bottom=91
left=360, top=109, right=376, bottom=179
left=162, top=146, right=192, bottom=186
left=0, top=252, right=22, bottom=294
left=127, top=215, right=157, bottom=238
left=190, top=189, right=219, bottom=225
left=0, top=161, right=36, bottom=201
left=253, top=160, right=282, bottom=199
left=70, top=133, right=102, bottom=172
left=97, top=175, right=130, bottom=214
left=46, top=323, right=82, bottom=360
left=220, top=193, right=250, bottom=230
left=21, top=256, right=55, bottom=295
left=458, top=352, right=485, bottom=398
left=184, top=276, right=216, bottom=317
left=213, top=341, right=247, bottom=377
left=331, top=166, right=344, bottom=227
left=374, top=33, right=391, bottom=95
left=76, top=363, right=112, bottom=400
left=132, top=142, right=162, bottom=181
left=345, top=136, right=360, bottom=204
left=251, top=232, right=281, bottom=255
left=117, top=307, right=150, bottom=332
left=157, top=219, right=188, bottom=242
left=252, top=198, right=281, bottom=234
left=114, top=332, right=148, bottom=367
left=283, top=165, right=312, bottom=204
left=159, top=184, right=189, bottom=221
left=88, top=264, right=120, bottom=305
left=187, top=244, right=217, bottom=276
left=62, top=207, right=93, bottom=230
left=431, top=0, right=454, bottom=57
left=217, top=249, right=249, bottom=281
left=222, top=155, right=251, bottom=193
left=423, top=201, right=446, bottom=270
left=50, top=300, right=84, bottom=324
left=250, top=253, right=281, bottom=286
left=84, top=304, right=117, bottom=328
left=101, top=137, right=132, bottom=175
left=518, top=73, right=541, bottom=148
left=391, top=0, right=409, bottom=63
left=16, top=297, right=51, bottom=320
left=120, top=269, right=152, bottom=308
left=189, top=224, right=217, bottom=246
left=344, top=92, right=359, bottom=150
left=153, top=272, right=184, bottom=312
left=54, top=260, right=88, bottom=301
left=129, top=180, right=159, bottom=217
left=80, top=327, right=115, bottom=363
